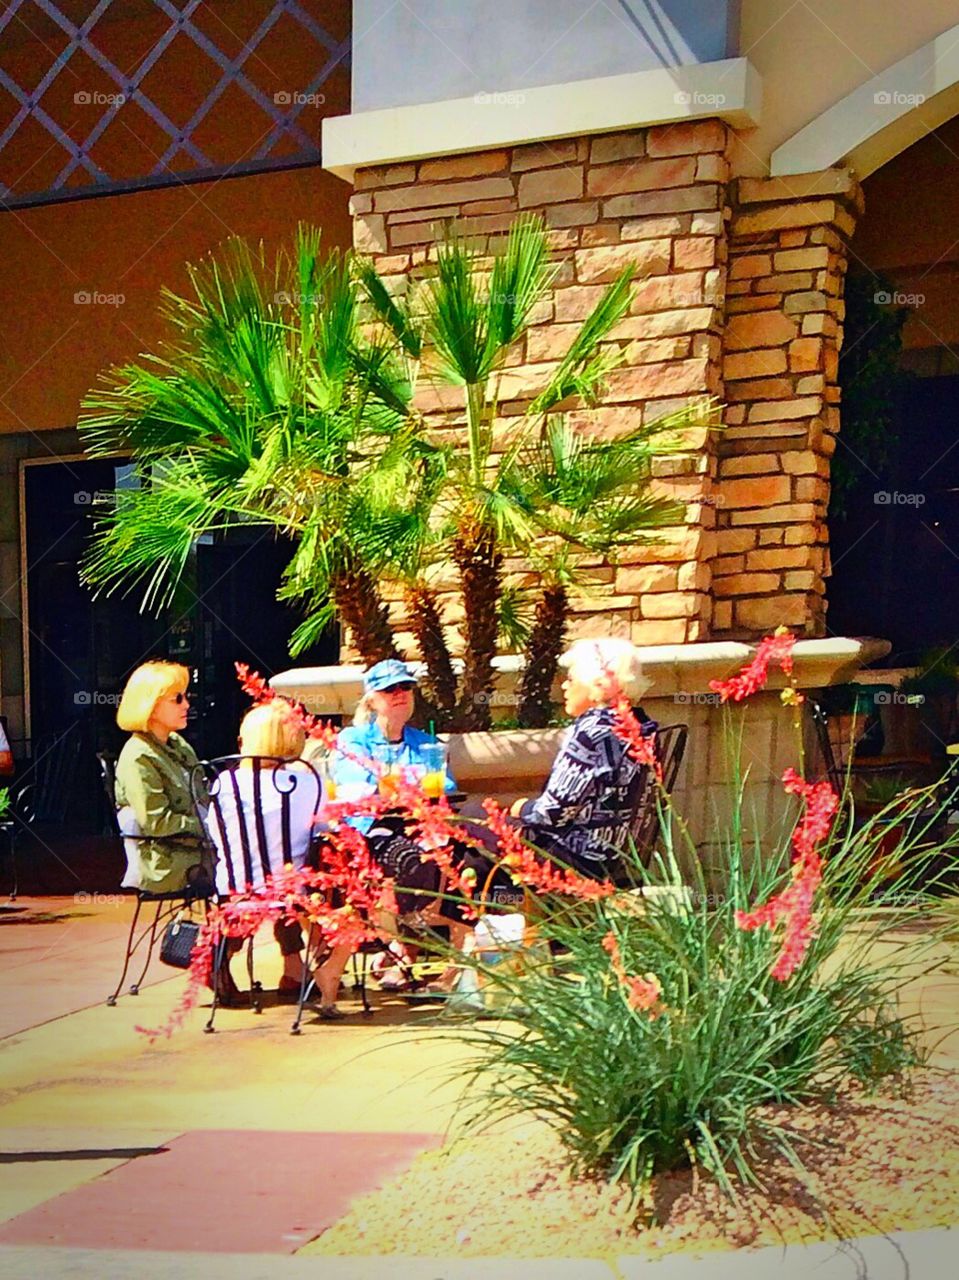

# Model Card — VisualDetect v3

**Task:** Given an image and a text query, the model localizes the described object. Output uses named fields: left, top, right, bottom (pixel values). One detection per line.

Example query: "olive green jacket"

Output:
left=114, top=732, right=210, bottom=893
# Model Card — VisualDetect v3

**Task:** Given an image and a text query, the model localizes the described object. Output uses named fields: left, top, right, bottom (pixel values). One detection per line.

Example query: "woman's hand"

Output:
left=509, top=797, right=527, bottom=817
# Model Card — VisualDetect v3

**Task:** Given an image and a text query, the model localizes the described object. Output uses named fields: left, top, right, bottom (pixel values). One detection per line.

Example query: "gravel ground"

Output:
left=306, top=1068, right=959, bottom=1259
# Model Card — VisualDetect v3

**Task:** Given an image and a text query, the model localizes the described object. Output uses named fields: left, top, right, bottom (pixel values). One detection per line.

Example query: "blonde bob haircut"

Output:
left=560, top=638, right=647, bottom=705
left=116, top=660, right=190, bottom=733
left=239, top=700, right=305, bottom=760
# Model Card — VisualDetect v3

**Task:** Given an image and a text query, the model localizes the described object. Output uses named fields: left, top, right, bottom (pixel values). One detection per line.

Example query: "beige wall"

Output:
left=737, top=0, right=959, bottom=174
left=0, top=166, right=351, bottom=436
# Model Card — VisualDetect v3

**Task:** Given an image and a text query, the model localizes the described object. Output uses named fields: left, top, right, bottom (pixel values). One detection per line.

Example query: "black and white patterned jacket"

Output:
left=519, top=705, right=657, bottom=878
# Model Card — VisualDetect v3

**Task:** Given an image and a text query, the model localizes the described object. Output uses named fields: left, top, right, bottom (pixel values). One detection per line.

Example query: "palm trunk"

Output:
left=517, top=583, right=568, bottom=728
left=405, top=583, right=458, bottom=724
left=452, top=521, right=501, bottom=731
left=332, top=558, right=399, bottom=665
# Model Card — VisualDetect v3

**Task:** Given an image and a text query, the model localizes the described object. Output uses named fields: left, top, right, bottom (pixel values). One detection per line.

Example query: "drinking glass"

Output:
left=420, top=741, right=448, bottom=799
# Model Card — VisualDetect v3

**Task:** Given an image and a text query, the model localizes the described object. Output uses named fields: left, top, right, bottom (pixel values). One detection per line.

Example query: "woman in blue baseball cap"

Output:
left=331, top=660, right=490, bottom=973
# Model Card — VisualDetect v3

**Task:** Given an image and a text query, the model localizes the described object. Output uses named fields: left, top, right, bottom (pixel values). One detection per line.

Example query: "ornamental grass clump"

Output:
left=443, top=635, right=959, bottom=1200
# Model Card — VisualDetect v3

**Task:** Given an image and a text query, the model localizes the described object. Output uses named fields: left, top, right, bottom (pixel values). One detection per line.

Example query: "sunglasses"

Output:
left=383, top=682, right=416, bottom=693
left=171, top=691, right=190, bottom=705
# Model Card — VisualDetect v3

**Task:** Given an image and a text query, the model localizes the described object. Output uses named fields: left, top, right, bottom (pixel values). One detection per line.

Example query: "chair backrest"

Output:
left=197, top=755, right=324, bottom=895
left=628, top=723, right=688, bottom=862
left=16, top=723, right=84, bottom=825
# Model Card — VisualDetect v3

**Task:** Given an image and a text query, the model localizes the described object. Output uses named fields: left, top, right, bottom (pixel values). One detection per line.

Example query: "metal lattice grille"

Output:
left=0, top=0, right=349, bottom=208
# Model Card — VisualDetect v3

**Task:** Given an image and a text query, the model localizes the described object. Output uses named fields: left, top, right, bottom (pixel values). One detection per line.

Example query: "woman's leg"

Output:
left=273, top=918, right=306, bottom=984
left=314, top=943, right=352, bottom=1009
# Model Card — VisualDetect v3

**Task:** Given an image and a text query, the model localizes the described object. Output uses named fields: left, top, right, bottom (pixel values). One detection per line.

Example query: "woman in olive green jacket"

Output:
left=114, top=661, right=212, bottom=894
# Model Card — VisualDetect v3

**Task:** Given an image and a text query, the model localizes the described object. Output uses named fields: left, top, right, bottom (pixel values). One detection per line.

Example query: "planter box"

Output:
left=272, top=636, right=890, bottom=860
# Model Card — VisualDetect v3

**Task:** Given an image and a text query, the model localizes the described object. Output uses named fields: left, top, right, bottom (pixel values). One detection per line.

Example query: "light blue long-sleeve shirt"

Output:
left=331, top=720, right=457, bottom=833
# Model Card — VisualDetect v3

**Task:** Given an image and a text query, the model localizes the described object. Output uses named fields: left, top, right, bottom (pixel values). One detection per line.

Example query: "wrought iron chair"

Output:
left=98, top=752, right=213, bottom=1007
left=623, top=722, right=689, bottom=879
left=1, top=724, right=84, bottom=897
left=195, top=755, right=325, bottom=1033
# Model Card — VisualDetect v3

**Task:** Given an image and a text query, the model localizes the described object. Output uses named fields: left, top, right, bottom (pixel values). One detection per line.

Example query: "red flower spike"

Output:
left=602, top=931, right=665, bottom=1018
left=735, top=767, right=838, bottom=983
left=708, top=628, right=797, bottom=704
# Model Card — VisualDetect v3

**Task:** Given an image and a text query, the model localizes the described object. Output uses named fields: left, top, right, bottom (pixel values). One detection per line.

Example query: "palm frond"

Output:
left=484, top=215, right=556, bottom=359
left=355, top=257, right=423, bottom=358
left=529, top=266, right=634, bottom=415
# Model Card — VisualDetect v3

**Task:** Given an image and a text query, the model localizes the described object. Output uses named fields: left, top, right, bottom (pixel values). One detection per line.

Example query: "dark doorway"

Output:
left=827, top=374, right=959, bottom=662
left=23, top=459, right=336, bottom=831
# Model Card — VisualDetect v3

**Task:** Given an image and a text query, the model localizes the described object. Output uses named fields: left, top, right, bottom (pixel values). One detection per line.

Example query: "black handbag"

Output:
left=159, top=916, right=201, bottom=969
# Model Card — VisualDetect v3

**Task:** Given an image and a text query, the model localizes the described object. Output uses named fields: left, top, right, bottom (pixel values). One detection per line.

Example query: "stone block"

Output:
left=724, top=310, right=799, bottom=349
left=733, top=199, right=839, bottom=236
left=755, top=271, right=816, bottom=293
left=546, top=200, right=600, bottom=228
left=615, top=564, right=679, bottom=594
left=726, top=376, right=796, bottom=402
left=575, top=239, right=671, bottom=282
left=591, top=131, right=647, bottom=164
left=621, top=214, right=688, bottom=240
left=735, top=596, right=809, bottom=629
left=604, top=357, right=709, bottom=401
left=603, top=185, right=720, bottom=219
left=375, top=176, right=514, bottom=213
left=731, top=502, right=817, bottom=526
left=673, top=236, right=716, bottom=269
left=610, top=307, right=714, bottom=338
left=783, top=290, right=829, bottom=315
left=641, top=591, right=703, bottom=618
left=630, top=271, right=705, bottom=312
left=647, top=119, right=727, bottom=156
left=723, top=349, right=787, bottom=380
left=719, top=452, right=782, bottom=476
left=748, top=396, right=820, bottom=422
left=746, top=547, right=811, bottom=570
left=354, top=214, right=387, bottom=253
left=695, top=154, right=729, bottom=183
left=624, top=336, right=691, bottom=363
left=736, top=169, right=859, bottom=205
left=553, top=284, right=612, bottom=321
left=788, top=337, right=823, bottom=371
left=420, top=149, right=509, bottom=180
left=519, top=166, right=584, bottom=206
left=630, top=618, right=690, bottom=644
left=713, top=572, right=780, bottom=596
left=512, top=138, right=581, bottom=171
left=774, top=246, right=830, bottom=271
left=349, top=192, right=373, bottom=214
left=720, top=474, right=791, bottom=508
left=587, top=155, right=696, bottom=198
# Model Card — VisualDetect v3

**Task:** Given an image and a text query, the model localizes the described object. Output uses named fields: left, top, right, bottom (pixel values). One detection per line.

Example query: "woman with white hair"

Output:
left=511, top=637, right=657, bottom=883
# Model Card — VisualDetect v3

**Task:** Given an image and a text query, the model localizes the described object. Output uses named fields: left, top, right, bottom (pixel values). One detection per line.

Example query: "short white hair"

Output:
left=560, top=638, right=647, bottom=704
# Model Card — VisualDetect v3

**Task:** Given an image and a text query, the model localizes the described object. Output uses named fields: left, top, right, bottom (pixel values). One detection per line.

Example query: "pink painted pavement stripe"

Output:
left=0, top=1129, right=440, bottom=1253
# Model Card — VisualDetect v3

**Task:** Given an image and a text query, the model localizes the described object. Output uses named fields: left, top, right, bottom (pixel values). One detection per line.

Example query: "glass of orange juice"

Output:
left=373, top=744, right=402, bottom=799
left=420, top=741, right=448, bottom=799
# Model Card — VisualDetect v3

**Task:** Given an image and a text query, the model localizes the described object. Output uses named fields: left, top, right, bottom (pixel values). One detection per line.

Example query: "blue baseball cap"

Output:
left=364, top=659, right=419, bottom=694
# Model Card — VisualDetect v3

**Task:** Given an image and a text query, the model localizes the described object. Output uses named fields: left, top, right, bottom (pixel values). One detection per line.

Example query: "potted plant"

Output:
left=79, top=218, right=714, bottom=731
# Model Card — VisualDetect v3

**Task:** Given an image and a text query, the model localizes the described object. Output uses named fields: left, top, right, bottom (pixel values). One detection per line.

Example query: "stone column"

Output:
left=350, top=121, right=731, bottom=653
left=713, top=170, right=863, bottom=637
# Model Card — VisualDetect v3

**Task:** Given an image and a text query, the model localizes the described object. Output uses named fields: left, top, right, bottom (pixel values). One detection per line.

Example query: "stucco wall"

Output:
left=0, top=165, right=351, bottom=436
left=351, top=0, right=738, bottom=112
left=739, top=0, right=959, bottom=174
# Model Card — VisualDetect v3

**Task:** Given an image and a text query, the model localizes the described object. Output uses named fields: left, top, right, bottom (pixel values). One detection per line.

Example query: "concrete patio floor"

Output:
left=0, top=894, right=956, bottom=1279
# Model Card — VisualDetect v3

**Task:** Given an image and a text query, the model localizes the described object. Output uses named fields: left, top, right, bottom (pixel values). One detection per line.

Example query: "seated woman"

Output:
left=114, top=660, right=212, bottom=896
left=511, top=638, right=657, bottom=884
left=208, top=700, right=353, bottom=1019
left=332, top=660, right=486, bottom=956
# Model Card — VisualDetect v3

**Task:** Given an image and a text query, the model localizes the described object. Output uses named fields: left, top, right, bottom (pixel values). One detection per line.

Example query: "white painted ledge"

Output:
left=322, top=58, right=761, bottom=181
left=271, top=637, right=890, bottom=715
left=772, top=22, right=959, bottom=178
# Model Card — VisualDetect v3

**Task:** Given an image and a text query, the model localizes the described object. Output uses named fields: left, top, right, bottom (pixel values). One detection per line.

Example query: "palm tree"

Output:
left=359, top=216, right=713, bottom=728
left=81, top=218, right=714, bottom=732
left=79, top=226, right=441, bottom=674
